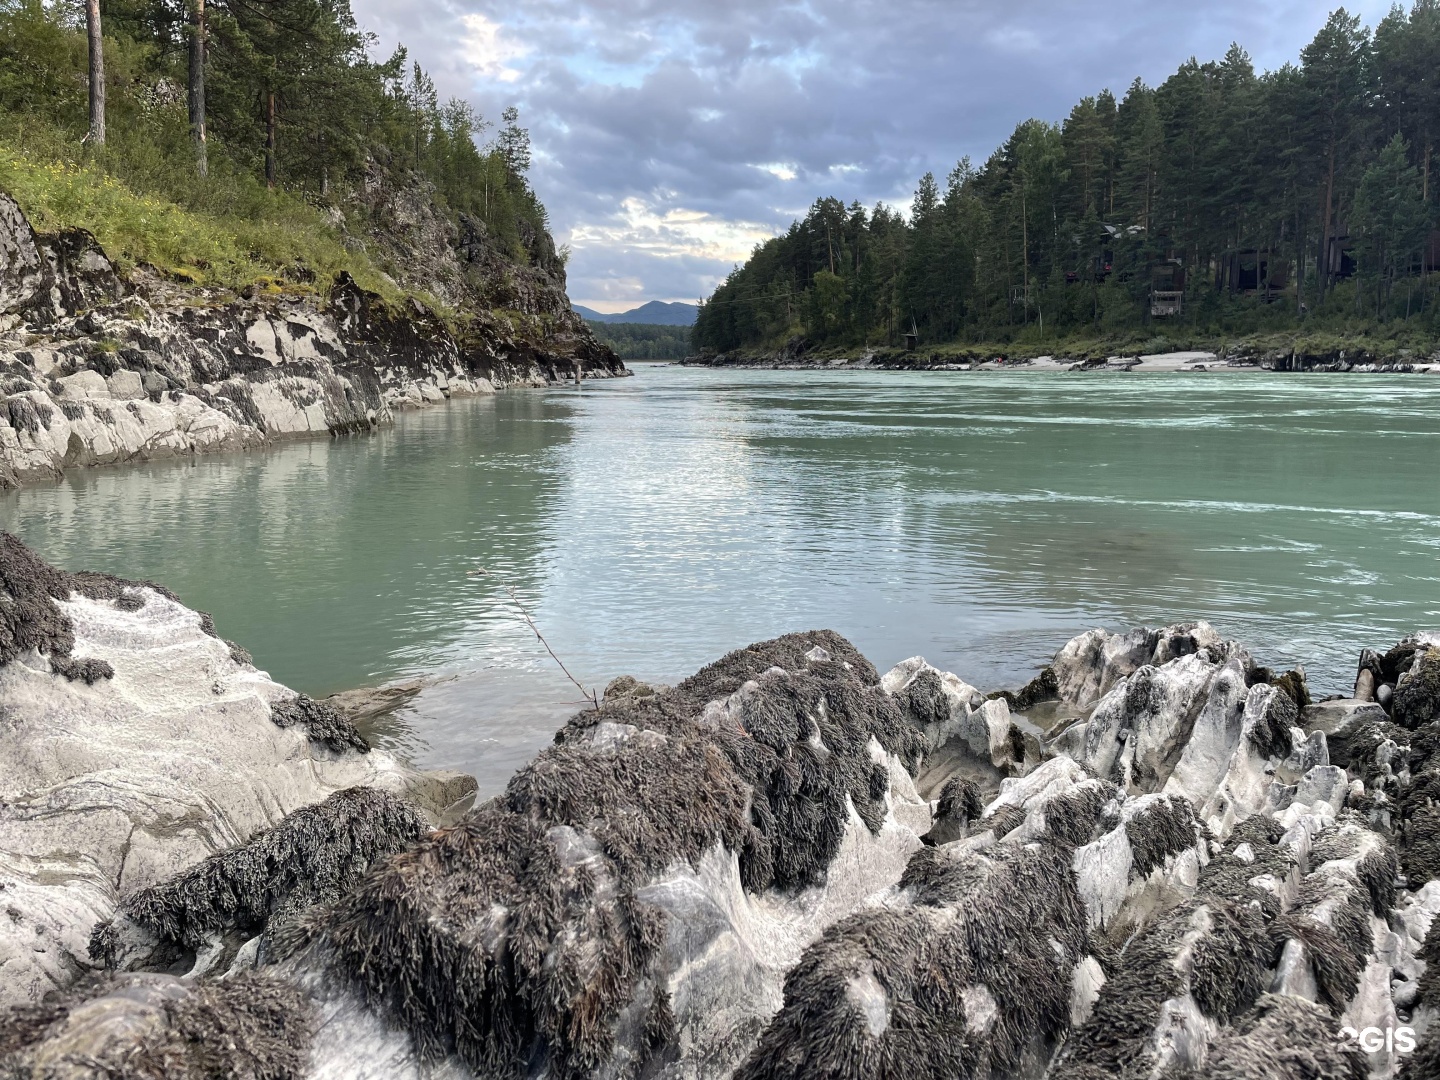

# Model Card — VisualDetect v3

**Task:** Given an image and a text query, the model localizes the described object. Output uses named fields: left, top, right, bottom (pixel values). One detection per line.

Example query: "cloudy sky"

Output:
left=351, top=0, right=1393, bottom=312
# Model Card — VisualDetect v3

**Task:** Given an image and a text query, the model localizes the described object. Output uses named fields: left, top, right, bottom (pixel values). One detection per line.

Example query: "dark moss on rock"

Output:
left=1058, top=808, right=1319, bottom=1079
left=45, top=653, right=115, bottom=684
left=1056, top=897, right=1271, bottom=1078
left=1247, top=684, right=1299, bottom=761
left=1197, top=993, right=1366, bottom=1080
left=311, top=632, right=915, bottom=1080
left=1052, top=909, right=1187, bottom=1077
left=1036, top=782, right=1116, bottom=847
left=1401, top=804, right=1440, bottom=888
left=1395, top=648, right=1440, bottom=729
left=1327, top=715, right=1408, bottom=774
left=988, top=665, right=1060, bottom=712
left=1188, top=901, right=1272, bottom=1023
left=738, top=841, right=1090, bottom=1080
left=1199, top=816, right=1296, bottom=919
left=921, top=776, right=983, bottom=845
left=269, top=692, right=370, bottom=753
left=0, top=531, right=239, bottom=682
left=1271, top=668, right=1312, bottom=709
left=0, top=970, right=313, bottom=1080
left=1125, top=795, right=1199, bottom=877
left=896, top=665, right=950, bottom=729
left=90, top=787, right=424, bottom=969
left=984, top=802, right=1030, bottom=839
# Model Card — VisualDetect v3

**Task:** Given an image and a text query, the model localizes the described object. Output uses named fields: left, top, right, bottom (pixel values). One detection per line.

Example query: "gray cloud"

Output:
left=350, top=0, right=1393, bottom=308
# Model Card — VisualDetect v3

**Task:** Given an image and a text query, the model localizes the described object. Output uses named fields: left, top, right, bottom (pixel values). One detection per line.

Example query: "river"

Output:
left=4, top=365, right=1439, bottom=794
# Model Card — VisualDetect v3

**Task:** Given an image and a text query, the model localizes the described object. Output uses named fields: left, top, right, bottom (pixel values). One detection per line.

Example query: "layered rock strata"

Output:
left=4, top=535, right=1440, bottom=1079
left=0, top=192, right=625, bottom=489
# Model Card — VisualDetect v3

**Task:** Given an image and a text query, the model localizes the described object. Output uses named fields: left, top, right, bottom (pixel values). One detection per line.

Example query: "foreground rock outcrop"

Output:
left=0, top=189, right=625, bottom=490
left=0, top=532, right=474, bottom=1011
left=4, top=533, right=1440, bottom=1079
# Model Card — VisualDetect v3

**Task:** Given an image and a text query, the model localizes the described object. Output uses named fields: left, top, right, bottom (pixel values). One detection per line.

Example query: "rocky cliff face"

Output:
left=6, top=532, right=1440, bottom=1077
left=0, top=186, right=625, bottom=490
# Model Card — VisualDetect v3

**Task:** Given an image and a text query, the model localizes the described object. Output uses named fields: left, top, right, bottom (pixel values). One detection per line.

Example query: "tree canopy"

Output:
left=0, top=0, right=548, bottom=263
left=695, top=4, right=1440, bottom=353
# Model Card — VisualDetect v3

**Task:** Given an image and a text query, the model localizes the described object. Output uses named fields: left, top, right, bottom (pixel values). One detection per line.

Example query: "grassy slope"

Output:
left=0, top=141, right=405, bottom=302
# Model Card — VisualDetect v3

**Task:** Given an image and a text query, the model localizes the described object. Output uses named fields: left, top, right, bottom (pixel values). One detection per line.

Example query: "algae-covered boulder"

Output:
left=0, top=532, right=470, bottom=1010
left=302, top=631, right=934, bottom=1080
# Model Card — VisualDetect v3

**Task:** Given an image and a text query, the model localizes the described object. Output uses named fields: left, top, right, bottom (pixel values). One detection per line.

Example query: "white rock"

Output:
left=106, top=370, right=145, bottom=400
left=0, top=590, right=452, bottom=1009
left=1070, top=955, right=1107, bottom=1026
left=1164, top=658, right=1251, bottom=805
left=1198, top=684, right=1299, bottom=840
left=1086, top=653, right=1220, bottom=793
left=881, top=656, right=984, bottom=751
left=1295, top=765, right=1349, bottom=815
left=1052, top=627, right=1155, bottom=707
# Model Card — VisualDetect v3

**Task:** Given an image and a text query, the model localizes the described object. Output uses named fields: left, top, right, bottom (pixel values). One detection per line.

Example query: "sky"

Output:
left=350, top=0, right=1395, bottom=312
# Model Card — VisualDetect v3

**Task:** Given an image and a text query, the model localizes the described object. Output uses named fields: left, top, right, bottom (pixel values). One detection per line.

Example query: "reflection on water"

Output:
left=4, top=367, right=1440, bottom=796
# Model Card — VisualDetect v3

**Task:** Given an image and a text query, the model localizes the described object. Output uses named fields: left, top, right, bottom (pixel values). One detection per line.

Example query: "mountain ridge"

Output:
left=575, top=300, right=697, bottom=325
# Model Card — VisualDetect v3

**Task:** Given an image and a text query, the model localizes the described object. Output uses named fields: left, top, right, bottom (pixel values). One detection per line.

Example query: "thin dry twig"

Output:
left=471, top=568, right=600, bottom=710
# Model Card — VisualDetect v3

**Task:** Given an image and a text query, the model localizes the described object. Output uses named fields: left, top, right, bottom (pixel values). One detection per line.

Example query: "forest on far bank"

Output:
left=694, top=5, right=1440, bottom=355
left=585, top=322, right=691, bottom=360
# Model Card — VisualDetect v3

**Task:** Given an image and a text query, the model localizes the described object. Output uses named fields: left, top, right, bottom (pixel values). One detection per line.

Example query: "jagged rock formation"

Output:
left=0, top=187, right=625, bottom=489
left=0, top=532, right=475, bottom=1011
left=5, top=538, right=1440, bottom=1079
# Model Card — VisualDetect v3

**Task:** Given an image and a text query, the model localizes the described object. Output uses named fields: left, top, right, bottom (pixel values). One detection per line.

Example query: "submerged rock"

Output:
left=5, top=536, right=1440, bottom=1080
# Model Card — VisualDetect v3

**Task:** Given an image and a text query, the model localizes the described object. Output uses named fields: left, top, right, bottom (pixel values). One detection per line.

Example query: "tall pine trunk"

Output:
left=265, top=91, right=277, bottom=189
left=1320, top=138, right=1336, bottom=297
left=1425, top=142, right=1433, bottom=277
left=85, top=0, right=104, bottom=146
left=1295, top=205, right=1304, bottom=318
left=188, top=0, right=207, bottom=177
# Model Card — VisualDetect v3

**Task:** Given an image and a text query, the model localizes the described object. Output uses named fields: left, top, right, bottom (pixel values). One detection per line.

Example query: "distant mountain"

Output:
left=573, top=300, right=698, bottom=326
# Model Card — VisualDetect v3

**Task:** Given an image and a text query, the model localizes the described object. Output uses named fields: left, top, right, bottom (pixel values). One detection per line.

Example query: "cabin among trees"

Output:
left=695, top=5, right=1440, bottom=352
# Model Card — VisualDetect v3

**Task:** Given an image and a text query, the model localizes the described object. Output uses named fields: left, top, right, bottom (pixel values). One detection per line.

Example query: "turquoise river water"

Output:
left=4, top=365, right=1439, bottom=794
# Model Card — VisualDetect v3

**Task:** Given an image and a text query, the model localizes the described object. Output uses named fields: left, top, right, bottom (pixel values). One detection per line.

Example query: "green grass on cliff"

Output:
left=0, top=141, right=401, bottom=300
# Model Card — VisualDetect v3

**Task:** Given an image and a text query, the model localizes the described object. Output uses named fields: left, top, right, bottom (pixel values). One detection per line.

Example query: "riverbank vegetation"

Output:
left=584, top=321, right=691, bottom=360
left=0, top=0, right=544, bottom=295
left=694, top=5, right=1440, bottom=357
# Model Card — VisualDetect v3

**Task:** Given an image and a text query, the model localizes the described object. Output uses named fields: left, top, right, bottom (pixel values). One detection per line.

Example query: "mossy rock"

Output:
left=1396, top=649, right=1440, bottom=729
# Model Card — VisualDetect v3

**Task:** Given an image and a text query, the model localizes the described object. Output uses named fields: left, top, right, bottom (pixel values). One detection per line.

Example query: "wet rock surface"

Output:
left=0, top=192, right=626, bottom=490
left=3, top=539, right=1440, bottom=1078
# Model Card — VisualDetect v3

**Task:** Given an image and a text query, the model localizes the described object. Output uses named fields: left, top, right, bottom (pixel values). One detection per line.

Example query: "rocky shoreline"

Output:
left=3, top=531, right=1440, bottom=1078
left=0, top=193, right=627, bottom=491
left=684, top=345, right=1440, bottom=375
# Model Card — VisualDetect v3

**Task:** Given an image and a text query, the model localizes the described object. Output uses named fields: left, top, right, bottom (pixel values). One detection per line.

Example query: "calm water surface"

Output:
left=4, top=366, right=1439, bottom=794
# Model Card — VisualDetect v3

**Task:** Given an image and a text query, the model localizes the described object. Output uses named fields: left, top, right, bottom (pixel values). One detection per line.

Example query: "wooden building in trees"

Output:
left=1149, top=260, right=1184, bottom=317
left=1218, top=250, right=1287, bottom=298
